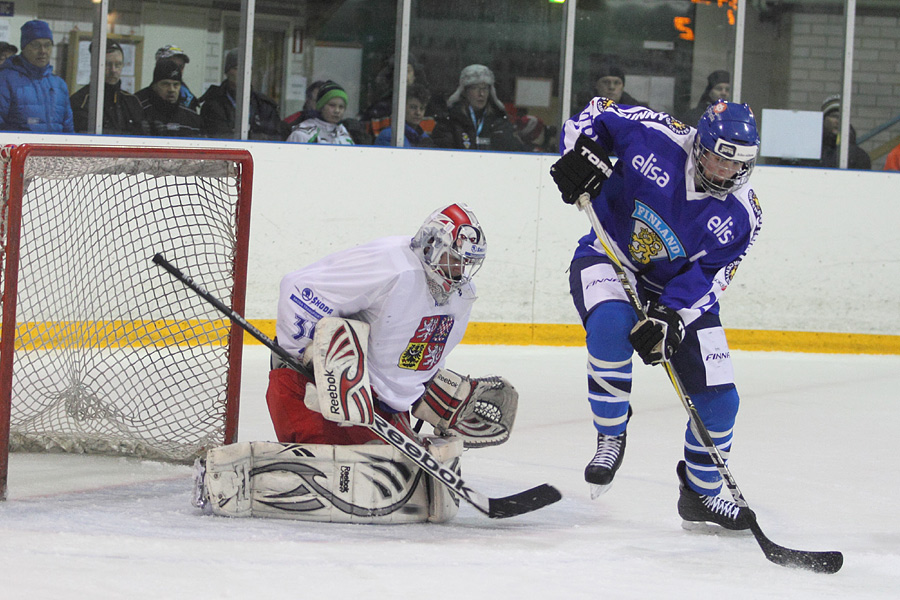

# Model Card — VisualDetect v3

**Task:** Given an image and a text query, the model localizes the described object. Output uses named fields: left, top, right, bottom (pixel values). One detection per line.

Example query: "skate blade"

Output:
left=680, top=519, right=753, bottom=537
left=589, top=482, right=612, bottom=500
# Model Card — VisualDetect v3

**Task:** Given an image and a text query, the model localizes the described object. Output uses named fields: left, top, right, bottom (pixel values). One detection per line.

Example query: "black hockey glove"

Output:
left=629, top=303, right=685, bottom=365
left=550, top=135, right=614, bottom=204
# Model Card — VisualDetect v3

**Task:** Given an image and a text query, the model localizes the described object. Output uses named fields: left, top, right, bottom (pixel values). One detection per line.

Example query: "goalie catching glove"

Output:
left=550, top=135, right=614, bottom=204
left=413, top=368, right=518, bottom=448
left=629, top=302, right=685, bottom=365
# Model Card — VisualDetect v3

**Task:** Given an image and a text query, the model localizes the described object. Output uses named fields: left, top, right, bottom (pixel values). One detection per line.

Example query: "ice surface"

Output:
left=3, top=345, right=898, bottom=599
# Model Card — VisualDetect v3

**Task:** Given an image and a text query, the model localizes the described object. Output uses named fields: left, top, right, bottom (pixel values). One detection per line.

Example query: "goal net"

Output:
left=0, top=144, right=253, bottom=500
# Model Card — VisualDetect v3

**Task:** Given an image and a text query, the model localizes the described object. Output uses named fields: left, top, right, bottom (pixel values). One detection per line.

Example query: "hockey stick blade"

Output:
left=372, top=413, right=561, bottom=519
left=153, top=253, right=562, bottom=520
left=488, top=484, right=563, bottom=519
left=751, top=521, right=844, bottom=574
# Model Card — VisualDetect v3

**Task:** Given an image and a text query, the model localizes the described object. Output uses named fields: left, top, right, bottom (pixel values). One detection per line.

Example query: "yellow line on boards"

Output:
left=12, top=320, right=900, bottom=355
left=248, top=320, right=900, bottom=356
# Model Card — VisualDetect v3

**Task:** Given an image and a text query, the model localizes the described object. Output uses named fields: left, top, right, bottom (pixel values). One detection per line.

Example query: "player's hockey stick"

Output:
left=153, top=253, right=561, bottom=519
left=575, top=195, right=843, bottom=573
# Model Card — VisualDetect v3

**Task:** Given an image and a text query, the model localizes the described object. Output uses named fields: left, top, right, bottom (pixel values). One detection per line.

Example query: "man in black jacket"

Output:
left=199, top=49, right=286, bottom=140
left=70, top=40, right=147, bottom=136
left=135, top=59, right=203, bottom=138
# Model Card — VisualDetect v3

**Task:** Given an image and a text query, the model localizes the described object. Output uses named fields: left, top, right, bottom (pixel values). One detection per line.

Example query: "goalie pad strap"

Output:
left=202, top=439, right=461, bottom=524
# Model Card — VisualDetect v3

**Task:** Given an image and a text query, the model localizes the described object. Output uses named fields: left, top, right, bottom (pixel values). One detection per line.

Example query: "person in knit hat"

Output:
left=70, top=39, right=147, bottom=136
left=150, top=44, right=199, bottom=112
left=818, top=94, right=870, bottom=170
left=431, top=64, right=522, bottom=151
left=199, top=48, right=285, bottom=140
left=681, top=70, right=731, bottom=125
left=134, top=59, right=203, bottom=137
left=592, top=63, right=646, bottom=108
left=0, top=19, right=73, bottom=132
left=287, top=80, right=354, bottom=145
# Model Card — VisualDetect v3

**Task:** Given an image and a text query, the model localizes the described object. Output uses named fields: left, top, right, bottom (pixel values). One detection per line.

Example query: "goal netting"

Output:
left=0, top=145, right=253, bottom=499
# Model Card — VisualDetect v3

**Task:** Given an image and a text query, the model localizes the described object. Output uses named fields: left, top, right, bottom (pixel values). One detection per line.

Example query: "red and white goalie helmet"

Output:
left=411, top=203, right=487, bottom=304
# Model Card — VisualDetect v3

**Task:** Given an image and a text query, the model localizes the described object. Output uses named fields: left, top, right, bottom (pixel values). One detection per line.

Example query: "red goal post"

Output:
left=0, top=144, right=253, bottom=500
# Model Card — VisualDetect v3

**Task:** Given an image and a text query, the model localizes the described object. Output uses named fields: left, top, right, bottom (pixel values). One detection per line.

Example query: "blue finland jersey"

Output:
left=562, top=98, right=762, bottom=326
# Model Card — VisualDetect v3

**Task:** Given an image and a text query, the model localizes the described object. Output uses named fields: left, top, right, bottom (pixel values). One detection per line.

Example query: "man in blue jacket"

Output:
left=0, top=20, right=74, bottom=132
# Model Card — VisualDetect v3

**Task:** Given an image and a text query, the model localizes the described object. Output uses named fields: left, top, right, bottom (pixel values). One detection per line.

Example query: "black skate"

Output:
left=676, top=461, right=754, bottom=534
left=584, top=431, right=626, bottom=499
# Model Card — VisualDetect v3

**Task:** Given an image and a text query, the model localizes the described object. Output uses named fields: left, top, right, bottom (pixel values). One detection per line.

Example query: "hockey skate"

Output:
left=584, top=431, right=626, bottom=499
left=676, top=461, right=754, bottom=534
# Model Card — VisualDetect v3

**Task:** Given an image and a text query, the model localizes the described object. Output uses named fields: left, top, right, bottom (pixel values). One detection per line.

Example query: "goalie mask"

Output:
left=693, top=100, right=760, bottom=198
left=411, top=203, right=486, bottom=305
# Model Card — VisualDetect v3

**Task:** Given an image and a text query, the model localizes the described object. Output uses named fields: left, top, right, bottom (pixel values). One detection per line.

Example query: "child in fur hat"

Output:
left=431, top=64, right=522, bottom=152
left=287, top=80, right=354, bottom=145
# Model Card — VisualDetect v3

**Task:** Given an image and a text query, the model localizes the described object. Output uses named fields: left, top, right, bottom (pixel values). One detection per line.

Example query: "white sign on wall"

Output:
left=760, top=109, right=822, bottom=159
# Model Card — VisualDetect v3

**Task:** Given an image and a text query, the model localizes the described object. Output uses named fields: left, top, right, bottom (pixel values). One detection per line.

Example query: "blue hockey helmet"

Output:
left=693, top=100, right=760, bottom=196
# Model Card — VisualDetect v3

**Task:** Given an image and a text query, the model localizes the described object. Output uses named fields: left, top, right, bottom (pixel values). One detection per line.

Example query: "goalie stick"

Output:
left=575, top=195, right=843, bottom=574
left=152, top=253, right=561, bottom=519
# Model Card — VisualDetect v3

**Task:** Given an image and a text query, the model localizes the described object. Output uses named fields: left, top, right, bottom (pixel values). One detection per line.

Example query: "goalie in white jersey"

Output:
left=194, top=203, right=519, bottom=523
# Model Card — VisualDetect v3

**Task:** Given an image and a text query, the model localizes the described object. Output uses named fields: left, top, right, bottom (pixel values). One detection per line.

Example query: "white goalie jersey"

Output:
left=275, top=235, right=476, bottom=413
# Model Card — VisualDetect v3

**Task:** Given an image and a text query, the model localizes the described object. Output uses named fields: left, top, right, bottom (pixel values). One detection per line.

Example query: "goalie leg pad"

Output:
left=310, top=317, right=375, bottom=425
left=201, top=440, right=461, bottom=524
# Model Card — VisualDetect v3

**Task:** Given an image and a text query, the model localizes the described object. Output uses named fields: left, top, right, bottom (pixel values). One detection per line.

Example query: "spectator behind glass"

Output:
left=286, top=80, right=354, bottom=145
left=373, top=84, right=435, bottom=148
left=360, top=53, right=431, bottom=141
left=0, top=42, right=17, bottom=64
left=819, top=94, right=871, bottom=170
left=70, top=40, right=147, bottom=136
left=136, top=59, right=203, bottom=138
left=282, top=79, right=325, bottom=133
left=0, top=20, right=73, bottom=132
left=681, top=70, right=730, bottom=126
left=151, top=45, right=199, bottom=112
left=199, top=48, right=286, bottom=140
left=431, top=64, right=522, bottom=152
left=593, top=64, right=647, bottom=108
left=514, top=113, right=555, bottom=153
left=884, top=142, right=900, bottom=171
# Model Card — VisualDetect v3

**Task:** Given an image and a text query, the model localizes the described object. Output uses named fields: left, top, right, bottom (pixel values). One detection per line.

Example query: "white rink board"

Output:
left=5, top=132, right=900, bottom=335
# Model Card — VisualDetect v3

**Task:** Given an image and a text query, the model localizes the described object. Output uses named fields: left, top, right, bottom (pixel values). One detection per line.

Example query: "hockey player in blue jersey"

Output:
left=550, top=98, right=762, bottom=532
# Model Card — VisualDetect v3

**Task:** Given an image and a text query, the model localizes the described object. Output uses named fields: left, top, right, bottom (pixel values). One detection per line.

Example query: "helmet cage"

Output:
left=693, top=101, right=760, bottom=197
left=411, top=205, right=486, bottom=304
